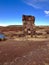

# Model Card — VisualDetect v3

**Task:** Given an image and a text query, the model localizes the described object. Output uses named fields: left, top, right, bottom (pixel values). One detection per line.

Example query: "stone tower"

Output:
left=22, top=15, right=35, bottom=37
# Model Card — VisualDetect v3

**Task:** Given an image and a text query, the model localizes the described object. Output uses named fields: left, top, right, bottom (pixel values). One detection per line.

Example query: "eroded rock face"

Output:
left=22, top=15, right=35, bottom=36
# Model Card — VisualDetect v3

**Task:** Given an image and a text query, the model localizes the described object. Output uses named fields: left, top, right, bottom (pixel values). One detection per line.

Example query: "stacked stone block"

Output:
left=22, top=15, right=35, bottom=37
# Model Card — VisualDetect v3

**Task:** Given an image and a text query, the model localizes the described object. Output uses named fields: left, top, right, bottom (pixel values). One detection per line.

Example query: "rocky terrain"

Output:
left=0, top=39, right=49, bottom=65
left=0, top=25, right=49, bottom=32
left=0, top=25, right=23, bottom=32
left=0, top=25, right=49, bottom=38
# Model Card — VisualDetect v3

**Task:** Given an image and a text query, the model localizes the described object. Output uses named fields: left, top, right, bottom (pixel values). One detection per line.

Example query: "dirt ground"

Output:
left=0, top=39, right=49, bottom=65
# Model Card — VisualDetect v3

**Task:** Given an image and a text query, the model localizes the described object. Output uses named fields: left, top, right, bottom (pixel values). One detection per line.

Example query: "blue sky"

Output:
left=0, top=0, right=49, bottom=26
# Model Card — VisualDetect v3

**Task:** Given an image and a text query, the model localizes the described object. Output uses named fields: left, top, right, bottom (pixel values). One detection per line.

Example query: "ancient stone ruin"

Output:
left=22, top=15, right=35, bottom=37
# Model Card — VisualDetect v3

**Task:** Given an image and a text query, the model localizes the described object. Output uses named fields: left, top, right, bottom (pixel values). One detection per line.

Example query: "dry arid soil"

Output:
left=0, top=39, right=49, bottom=65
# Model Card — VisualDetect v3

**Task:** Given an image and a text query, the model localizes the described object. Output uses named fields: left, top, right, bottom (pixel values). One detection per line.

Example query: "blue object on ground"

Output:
left=0, top=34, right=5, bottom=39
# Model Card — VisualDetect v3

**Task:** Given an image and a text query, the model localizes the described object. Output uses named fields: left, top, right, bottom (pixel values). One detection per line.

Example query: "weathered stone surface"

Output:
left=22, top=15, right=35, bottom=37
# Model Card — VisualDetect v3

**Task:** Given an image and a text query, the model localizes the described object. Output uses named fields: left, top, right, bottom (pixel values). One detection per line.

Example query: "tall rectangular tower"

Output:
left=22, top=15, right=35, bottom=37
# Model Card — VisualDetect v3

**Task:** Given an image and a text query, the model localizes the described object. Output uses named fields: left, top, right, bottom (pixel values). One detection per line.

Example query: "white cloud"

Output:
left=44, top=11, right=49, bottom=14
left=44, top=10, right=49, bottom=16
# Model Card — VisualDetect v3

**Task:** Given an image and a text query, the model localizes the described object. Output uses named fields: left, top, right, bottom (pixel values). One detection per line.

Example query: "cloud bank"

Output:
left=0, top=24, right=7, bottom=26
